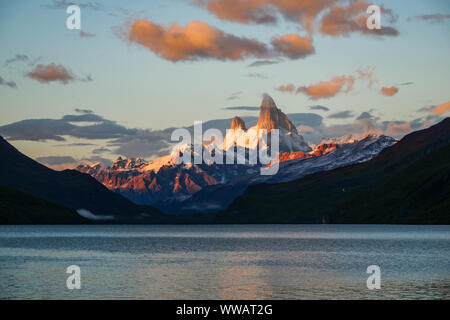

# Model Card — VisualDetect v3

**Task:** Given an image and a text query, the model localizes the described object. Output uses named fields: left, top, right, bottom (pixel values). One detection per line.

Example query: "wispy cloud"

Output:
left=417, top=105, right=434, bottom=113
left=0, top=76, right=17, bottom=89
left=246, top=73, right=268, bottom=79
left=92, top=147, right=111, bottom=154
left=44, top=0, right=103, bottom=11
left=356, top=111, right=374, bottom=120
left=275, top=84, right=295, bottom=93
left=276, top=67, right=398, bottom=100
left=328, top=110, right=354, bottom=119
left=222, top=106, right=260, bottom=111
left=0, top=111, right=176, bottom=159
left=227, top=91, right=243, bottom=101
left=4, top=54, right=29, bottom=66
left=0, top=112, right=135, bottom=141
left=61, top=113, right=104, bottom=122
left=80, top=30, right=96, bottom=37
left=56, top=142, right=96, bottom=147
left=247, top=60, right=280, bottom=67
left=75, top=108, right=94, bottom=114
left=309, top=105, right=329, bottom=112
left=408, top=14, right=450, bottom=23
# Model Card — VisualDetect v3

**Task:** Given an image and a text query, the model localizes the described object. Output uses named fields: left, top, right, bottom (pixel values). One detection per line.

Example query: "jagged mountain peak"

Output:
left=316, top=132, right=388, bottom=148
left=260, top=93, right=277, bottom=109
left=230, top=116, right=246, bottom=130
left=257, top=94, right=297, bottom=133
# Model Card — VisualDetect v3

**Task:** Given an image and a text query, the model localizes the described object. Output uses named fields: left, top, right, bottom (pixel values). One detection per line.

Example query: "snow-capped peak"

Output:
left=222, top=95, right=311, bottom=153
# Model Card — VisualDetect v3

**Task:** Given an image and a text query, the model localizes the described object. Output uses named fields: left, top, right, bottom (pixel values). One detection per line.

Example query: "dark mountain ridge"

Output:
left=0, top=136, right=162, bottom=222
left=0, top=185, right=90, bottom=224
left=217, top=118, right=450, bottom=224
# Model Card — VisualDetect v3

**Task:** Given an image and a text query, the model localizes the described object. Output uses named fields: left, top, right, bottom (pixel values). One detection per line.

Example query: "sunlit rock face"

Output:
left=75, top=95, right=398, bottom=214
left=230, top=116, right=246, bottom=130
left=223, top=95, right=311, bottom=153
left=257, top=94, right=296, bottom=133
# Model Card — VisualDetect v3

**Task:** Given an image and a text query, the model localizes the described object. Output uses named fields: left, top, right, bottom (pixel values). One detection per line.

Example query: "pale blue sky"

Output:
left=0, top=0, right=449, bottom=166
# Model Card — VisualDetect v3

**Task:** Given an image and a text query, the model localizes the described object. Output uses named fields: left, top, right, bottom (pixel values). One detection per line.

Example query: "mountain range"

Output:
left=218, top=117, right=450, bottom=224
left=1, top=95, right=448, bottom=224
left=76, top=95, right=397, bottom=213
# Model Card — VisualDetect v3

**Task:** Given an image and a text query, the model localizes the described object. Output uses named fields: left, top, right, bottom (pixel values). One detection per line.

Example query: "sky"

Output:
left=0, top=0, right=449, bottom=169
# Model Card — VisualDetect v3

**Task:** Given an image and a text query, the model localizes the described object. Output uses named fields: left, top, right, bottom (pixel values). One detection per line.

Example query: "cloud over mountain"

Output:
left=35, top=156, right=77, bottom=165
left=223, top=106, right=260, bottom=111
left=356, top=111, right=374, bottom=120
left=75, top=108, right=94, bottom=114
left=328, top=110, right=354, bottom=119
left=309, top=105, right=329, bottom=112
left=429, top=101, right=450, bottom=115
left=0, top=112, right=137, bottom=142
left=35, top=154, right=113, bottom=170
left=384, top=121, right=412, bottom=136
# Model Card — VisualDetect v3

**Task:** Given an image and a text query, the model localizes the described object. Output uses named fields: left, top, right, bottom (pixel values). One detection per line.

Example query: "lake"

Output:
left=0, top=224, right=449, bottom=299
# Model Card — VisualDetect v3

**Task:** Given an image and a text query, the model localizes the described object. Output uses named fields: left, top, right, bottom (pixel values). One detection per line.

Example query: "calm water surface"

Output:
left=0, top=225, right=449, bottom=299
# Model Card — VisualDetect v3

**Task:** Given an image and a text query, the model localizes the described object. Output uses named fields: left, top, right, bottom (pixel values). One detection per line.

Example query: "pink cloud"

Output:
left=429, top=101, right=450, bottom=115
left=197, top=0, right=397, bottom=37
left=27, top=63, right=74, bottom=84
left=271, top=34, right=314, bottom=59
left=197, top=0, right=334, bottom=31
left=320, top=0, right=398, bottom=37
left=380, top=86, right=399, bottom=96
left=275, top=83, right=295, bottom=93
left=125, top=19, right=269, bottom=62
left=296, top=75, right=355, bottom=99
left=384, top=122, right=412, bottom=136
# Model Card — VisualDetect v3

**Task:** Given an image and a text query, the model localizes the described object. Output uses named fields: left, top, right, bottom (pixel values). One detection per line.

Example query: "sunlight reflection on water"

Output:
left=0, top=225, right=449, bottom=299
